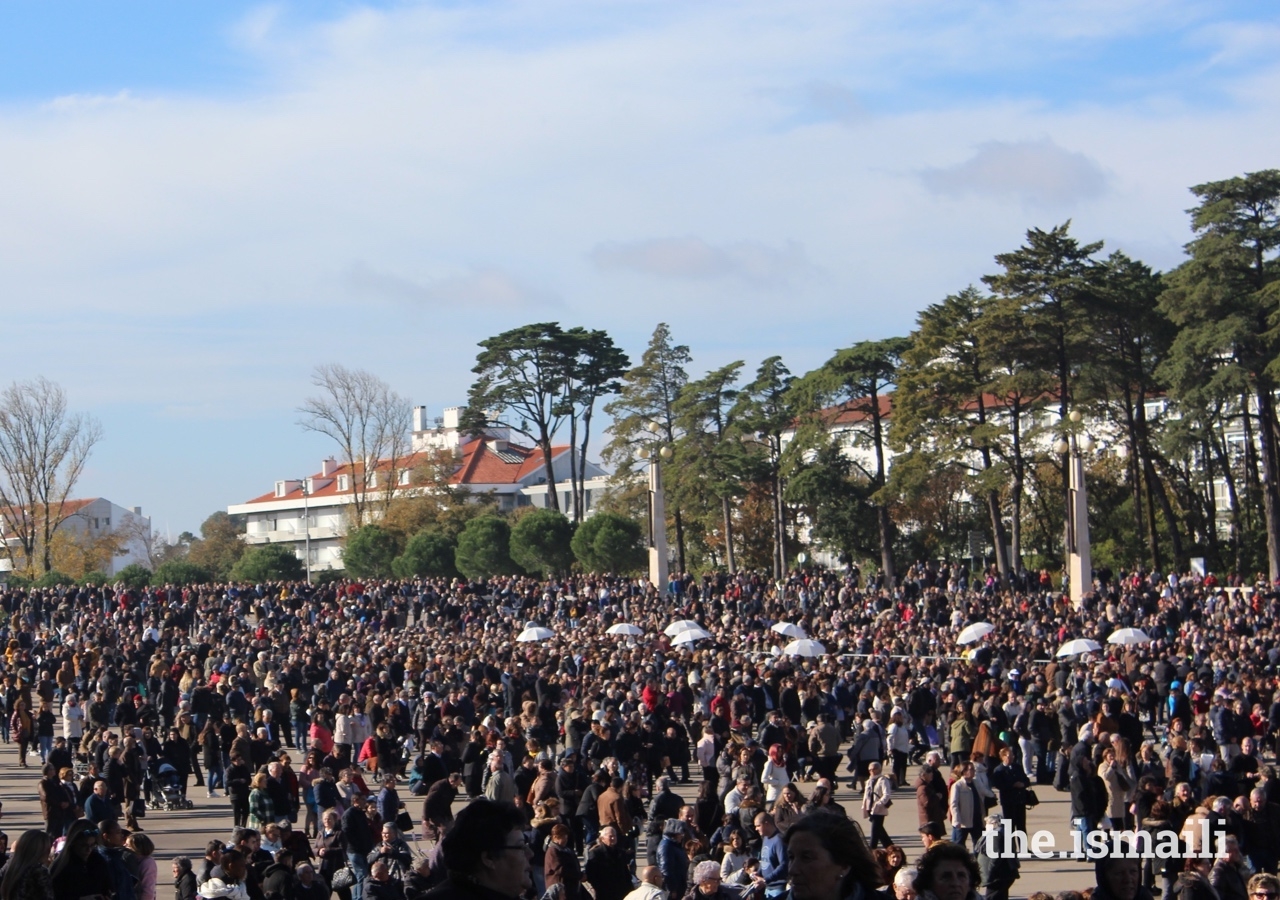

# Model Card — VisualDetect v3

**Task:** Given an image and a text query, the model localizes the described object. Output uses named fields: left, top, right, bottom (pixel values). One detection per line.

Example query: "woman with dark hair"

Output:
left=0, top=830, right=53, bottom=900
left=1092, top=845, right=1154, bottom=900
left=771, top=783, right=806, bottom=833
left=913, top=842, right=980, bottom=900
left=200, top=718, right=224, bottom=799
left=426, top=798, right=532, bottom=900
left=784, top=811, right=882, bottom=900
left=10, top=701, right=33, bottom=769
left=50, top=820, right=111, bottom=900
left=694, top=782, right=722, bottom=841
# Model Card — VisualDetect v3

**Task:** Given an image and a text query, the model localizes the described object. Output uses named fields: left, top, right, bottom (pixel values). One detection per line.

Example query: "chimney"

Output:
left=132, top=507, right=142, bottom=515
left=443, top=407, right=461, bottom=429
left=321, top=458, right=339, bottom=476
left=412, top=405, right=428, bottom=432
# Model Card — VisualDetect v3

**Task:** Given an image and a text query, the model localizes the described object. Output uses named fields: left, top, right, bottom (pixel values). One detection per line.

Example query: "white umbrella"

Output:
left=771, top=622, right=807, bottom=639
left=606, top=623, right=645, bottom=636
left=517, top=626, right=555, bottom=642
left=671, top=627, right=712, bottom=645
left=783, top=639, right=828, bottom=657
left=956, top=622, right=996, bottom=645
left=1107, top=628, right=1150, bottom=646
left=1056, top=638, right=1103, bottom=657
left=664, top=620, right=702, bottom=636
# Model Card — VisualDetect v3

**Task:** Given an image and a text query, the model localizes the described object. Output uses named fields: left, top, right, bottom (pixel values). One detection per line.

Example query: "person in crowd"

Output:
left=173, top=858, right=197, bottom=900
left=914, top=841, right=980, bottom=900
left=0, top=830, right=53, bottom=900
left=423, top=799, right=531, bottom=900
left=783, top=811, right=881, bottom=900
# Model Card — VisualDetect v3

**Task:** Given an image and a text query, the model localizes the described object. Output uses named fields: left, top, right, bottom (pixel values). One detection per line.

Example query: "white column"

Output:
left=1067, top=444, right=1091, bottom=611
left=649, top=457, right=669, bottom=592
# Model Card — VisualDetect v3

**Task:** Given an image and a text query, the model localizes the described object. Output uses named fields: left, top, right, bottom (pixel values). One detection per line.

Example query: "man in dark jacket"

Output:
left=584, top=827, right=632, bottom=900
left=915, top=752, right=947, bottom=834
left=655, top=819, right=688, bottom=900
left=342, top=796, right=377, bottom=900
left=544, top=824, right=581, bottom=900
left=263, top=849, right=297, bottom=900
left=644, top=777, right=683, bottom=866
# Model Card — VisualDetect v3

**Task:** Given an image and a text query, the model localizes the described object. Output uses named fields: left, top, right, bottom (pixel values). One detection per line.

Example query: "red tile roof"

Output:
left=240, top=440, right=571, bottom=505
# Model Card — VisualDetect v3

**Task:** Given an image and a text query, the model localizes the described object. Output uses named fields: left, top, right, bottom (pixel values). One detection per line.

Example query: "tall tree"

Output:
left=298, top=364, right=411, bottom=527
left=603, top=324, right=691, bottom=572
left=733, top=356, right=796, bottom=581
left=893, top=288, right=1010, bottom=581
left=672, top=362, right=748, bottom=572
left=1080, top=252, right=1182, bottom=569
left=560, top=328, right=629, bottom=522
left=983, top=222, right=1103, bottom=562
left=463, top=323, right=570, bottom=513
left=792, top=339, right=906, bottom=583
left=1160, top=169, right=1280, bottom=580
left=0, top=377, right=102, bottom=574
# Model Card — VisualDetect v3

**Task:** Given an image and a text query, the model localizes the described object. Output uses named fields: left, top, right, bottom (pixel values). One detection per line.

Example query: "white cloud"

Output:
left=919, top=139, right=1110, bottom=206
left=43, top=90, right=146, bottom=113
left=590, top=237, right=812, bottom=285
left=0, top=0, right=1276, bottom=533
left=343, top=262, right=557, bottom=308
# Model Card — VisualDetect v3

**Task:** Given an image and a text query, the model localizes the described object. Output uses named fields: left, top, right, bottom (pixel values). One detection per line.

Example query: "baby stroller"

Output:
left=149, top=762, right=194, bottom=811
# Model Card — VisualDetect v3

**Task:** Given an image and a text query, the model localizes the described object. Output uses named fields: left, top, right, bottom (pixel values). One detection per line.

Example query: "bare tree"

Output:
left=298, top=364, right=412, bottom=528
left=0, top=377, right=103, bottom=574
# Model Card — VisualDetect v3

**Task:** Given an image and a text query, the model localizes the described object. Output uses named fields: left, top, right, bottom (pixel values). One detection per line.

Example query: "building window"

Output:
left=337, top=475, right=349, bottom=491
left=584, top=489, right=592, bottom=509
left=399, top=470, right=411, bottom=486
left=517, top=494, right=532, bottom=507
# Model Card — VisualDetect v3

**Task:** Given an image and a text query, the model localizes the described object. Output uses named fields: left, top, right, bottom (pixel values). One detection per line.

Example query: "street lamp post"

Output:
left=299, top=478, right=312, bottom=585
left=1055, top=410, right=1094, bottom=610
left=640, top=421, right=672, bottom=594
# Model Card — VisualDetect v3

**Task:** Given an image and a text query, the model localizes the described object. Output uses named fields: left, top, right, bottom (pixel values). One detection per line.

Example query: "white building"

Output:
left=227, top=405, right=611, bottom=571
left=0, top=498, right=152, bottom=575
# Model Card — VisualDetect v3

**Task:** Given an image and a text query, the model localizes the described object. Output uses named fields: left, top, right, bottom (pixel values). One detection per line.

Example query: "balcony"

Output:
left=243, top=526, right=341, bottom=545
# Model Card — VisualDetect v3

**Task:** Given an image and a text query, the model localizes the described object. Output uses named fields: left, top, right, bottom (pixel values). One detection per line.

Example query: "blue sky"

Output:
left=0, top=0, right=1277, bottom=538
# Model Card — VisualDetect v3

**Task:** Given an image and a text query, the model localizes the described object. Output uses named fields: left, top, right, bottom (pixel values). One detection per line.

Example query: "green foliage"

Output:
left=454, top=516, right=519, bottom=579
left=151, top=560, right=213, bottom=586
left=35, top=570, right=75, bottom=588
left=571, top=512, right=645, bottom=574
left=186, top=511, right=248, bottom=581
left=79, top=571, right=110, bottom=586
left=314, top=569, right=346, bottom=586
left=342, top=525, right=402, bottom=578
left=603, top=323, right=692, bottom=570
left=230, top=544, right=304, bottom=583
left=510, top=508, right=575, bottom=575
left=392, top=530, right=458, bottom=579
left=464, top=323, right=572, bottom=512
left=115, top=563, right=153, bottom=591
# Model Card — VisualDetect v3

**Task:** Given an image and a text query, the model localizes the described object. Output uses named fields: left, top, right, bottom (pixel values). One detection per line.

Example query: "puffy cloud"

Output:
left=590, top=237, right=812, bottom=285
left=920, top=138, right=1109, bottom=206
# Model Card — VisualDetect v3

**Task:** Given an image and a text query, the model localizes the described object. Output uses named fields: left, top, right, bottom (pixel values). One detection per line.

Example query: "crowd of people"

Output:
left=0, top=561, right=1277, bottom=900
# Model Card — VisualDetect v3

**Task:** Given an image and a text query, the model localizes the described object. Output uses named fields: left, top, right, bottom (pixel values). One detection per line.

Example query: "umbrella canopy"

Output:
left=1056, top=638, right=1102, bottom=657
left=606, top=623, right=645, bottom=636
left=770, top=622, right=807, bottom=639
left=956, top=622, right=996, bottom=645
left=517, top=626, right=555, bottom=643
left=1107, top=628, right=1150, bottom=646
left=664, top=620, right=702, bottom=636
left=670, top=627, right=712, bottom=645
left=783, top=639, right=828, bottom=657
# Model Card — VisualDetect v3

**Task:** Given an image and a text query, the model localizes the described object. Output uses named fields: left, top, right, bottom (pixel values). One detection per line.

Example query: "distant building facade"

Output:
left=227, top=405, right=610, bottom=571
